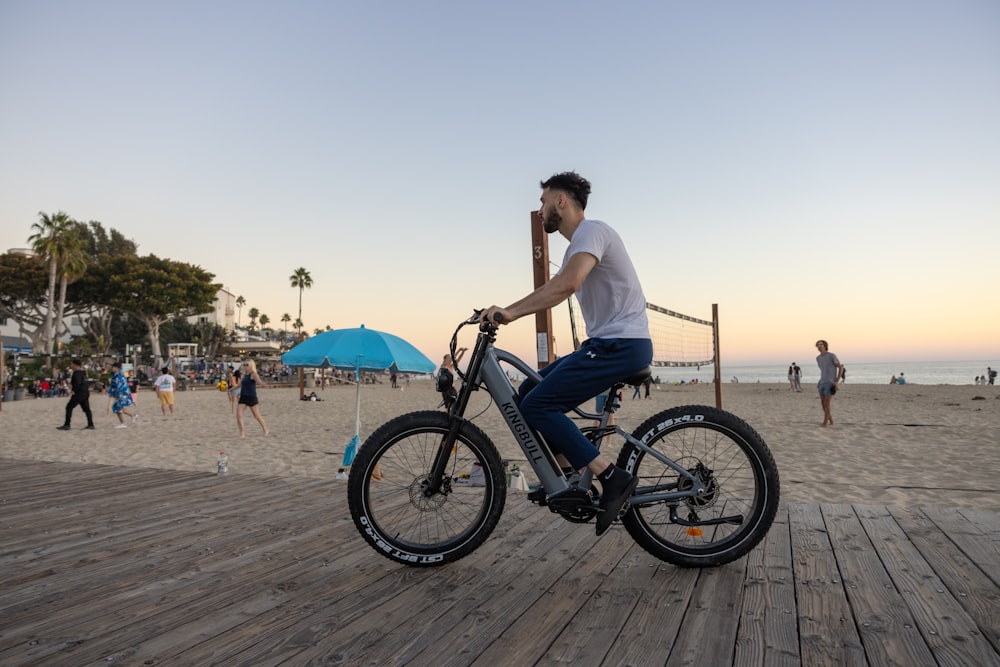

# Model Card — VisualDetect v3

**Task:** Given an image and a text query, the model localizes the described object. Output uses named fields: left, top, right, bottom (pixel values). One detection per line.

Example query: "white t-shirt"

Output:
left=154, top=373, right=176, bottom=392
left=561, top=219, right=650, bottom=339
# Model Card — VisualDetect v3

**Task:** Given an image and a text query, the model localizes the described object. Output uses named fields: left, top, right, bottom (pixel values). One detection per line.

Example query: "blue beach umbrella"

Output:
left=281, top=325, right=436, bottom=462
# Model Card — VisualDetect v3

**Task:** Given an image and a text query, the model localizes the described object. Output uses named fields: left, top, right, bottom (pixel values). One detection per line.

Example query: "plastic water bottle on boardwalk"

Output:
left=217, top=451, right=229, bottom=477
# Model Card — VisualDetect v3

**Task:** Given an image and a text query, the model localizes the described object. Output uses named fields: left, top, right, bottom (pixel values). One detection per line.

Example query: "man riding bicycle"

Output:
left=481, top=171, right=653, bottom=536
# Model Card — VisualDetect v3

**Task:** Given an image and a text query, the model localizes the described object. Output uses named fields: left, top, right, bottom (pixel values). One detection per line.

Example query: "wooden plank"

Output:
left=466, top=527, right=635, bottom=666
left=786, top=503, right=865, bottom=665
left=0, top=475, right=354, bottom=664
left=856, top=505, right=1000, bottom=666
left=888, top=506, right=1000, bottom=659
left=0, top=474, right=324, bottom=574
left=538, top=541, right=651, bottom=666
left=922, top=506, right=1000, bottom=586
left=665, top=556, right=747, bottom=667
left=822, top=504, right=935, bottom=665
left=735, top=504, right=800, bottom=667
left=403, top=511, right=595, bottom=665
left=0, top=476, right=336, bottom=615
left=605, top=554, right=700, bottom=665
left=214, top=497, right=551, bottom=666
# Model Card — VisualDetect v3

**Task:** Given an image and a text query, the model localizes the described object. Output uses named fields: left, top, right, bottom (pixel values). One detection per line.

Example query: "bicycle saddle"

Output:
left=622, top=368, right=652, bottom=387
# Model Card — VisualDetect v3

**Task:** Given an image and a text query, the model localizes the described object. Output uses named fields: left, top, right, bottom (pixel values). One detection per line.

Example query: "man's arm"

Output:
left=484, top=252, right=597, bottom=324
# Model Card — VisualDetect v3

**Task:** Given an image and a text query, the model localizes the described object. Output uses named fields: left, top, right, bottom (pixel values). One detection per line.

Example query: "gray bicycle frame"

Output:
left=476, top=342, right=706, bottom=504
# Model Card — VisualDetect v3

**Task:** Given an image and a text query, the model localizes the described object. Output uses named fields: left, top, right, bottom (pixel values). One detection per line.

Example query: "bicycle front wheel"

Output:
left=347, top=411, right=506, bottom=567
left=619, top=405, right=780, bottom=568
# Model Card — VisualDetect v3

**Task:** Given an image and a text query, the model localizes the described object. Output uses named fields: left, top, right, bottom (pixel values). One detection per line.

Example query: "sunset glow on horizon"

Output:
left=2, top=2, right=997, bottom=370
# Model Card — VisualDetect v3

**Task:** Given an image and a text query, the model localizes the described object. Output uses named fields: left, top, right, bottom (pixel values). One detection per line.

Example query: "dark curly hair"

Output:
left=540, top=171, right=591, bottom=210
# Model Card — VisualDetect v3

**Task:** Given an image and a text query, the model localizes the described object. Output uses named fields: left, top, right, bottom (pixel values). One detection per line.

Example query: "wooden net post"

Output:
left=713, top=303, right=722, bottom=409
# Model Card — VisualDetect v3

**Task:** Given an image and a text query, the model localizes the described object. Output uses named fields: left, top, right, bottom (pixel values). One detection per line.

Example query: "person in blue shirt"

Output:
left=106, top=362, right=137, bottom=429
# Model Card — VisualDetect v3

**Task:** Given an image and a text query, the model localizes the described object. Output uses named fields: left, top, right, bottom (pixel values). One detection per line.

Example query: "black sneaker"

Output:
left=57, top=425, right=71, bottom=431
left=595, top=466, right=639, bottom=536
left=83, top=425, right=96, bottom=430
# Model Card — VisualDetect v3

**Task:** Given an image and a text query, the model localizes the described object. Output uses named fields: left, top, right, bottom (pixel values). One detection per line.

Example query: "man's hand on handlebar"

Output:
left=479, top=306, right=511, bottom=327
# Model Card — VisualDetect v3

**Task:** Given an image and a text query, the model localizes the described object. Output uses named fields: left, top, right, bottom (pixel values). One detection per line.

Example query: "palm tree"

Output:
left=280, top=313, right=291, bottom=343
left=247, top=307, right=260, bottom=335
left=293, top=317, right=303, bottom=333
left=28, top=211, right=77, bottom=368
left=259, top=314, right=270, bottom=339
left=289, top=267, right=313, bottom=338
left=53, top=231, right=89, bottom=350
left=235, top=295, right=246, bottom=327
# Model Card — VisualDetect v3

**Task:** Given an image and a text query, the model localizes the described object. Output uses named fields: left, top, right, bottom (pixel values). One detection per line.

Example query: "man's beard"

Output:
left=542, top=208, right=561, bottom=234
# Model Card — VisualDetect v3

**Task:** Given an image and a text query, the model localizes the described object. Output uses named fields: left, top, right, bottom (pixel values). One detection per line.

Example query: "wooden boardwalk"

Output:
left=1, top=458, right=998, bottom=667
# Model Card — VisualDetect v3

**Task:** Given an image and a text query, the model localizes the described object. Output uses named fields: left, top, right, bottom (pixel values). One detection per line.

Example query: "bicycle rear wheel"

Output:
left=618, top=405, right=780, bottom=567
left=347, top=411, right=505, bottom=567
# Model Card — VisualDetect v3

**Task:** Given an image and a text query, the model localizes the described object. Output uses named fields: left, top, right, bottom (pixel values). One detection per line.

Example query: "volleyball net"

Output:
left=560, top=296, right=722, bottom=406
left=562, top=296, right=717, bottom=368
left=646, top=302, right=716, bottom=368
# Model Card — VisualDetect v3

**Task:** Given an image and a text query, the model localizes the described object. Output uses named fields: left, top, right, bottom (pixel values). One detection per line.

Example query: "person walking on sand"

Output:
left=153, top=366, right=177, bottom=416
left=815, top=340, right=842, bottom=427
left=237, top=359, right=269, bottom=437
left=107, top=362, right=138, bottom=428
left=793, top=363, right=802, bottom=392
left=57, top=359, right=95, bottom=430
left=787, top=365, right=795, bottom=390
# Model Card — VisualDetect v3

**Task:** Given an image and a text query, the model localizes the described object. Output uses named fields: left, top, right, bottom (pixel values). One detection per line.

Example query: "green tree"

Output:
left=27, top=211, right=79, bottom=367
left=235, top=295, right=246, bottom=327
left=66, top=221, right=138, bottom=356
left=258, top=313, right=270, bottom=339
left=0, top=252, right=49, bottom=352
left=247, top=307, right=260, bottom=335
left=196, top=322, right=229, bottom=358
left=104, top=255, right=220, bottom=367
left=280, top=313, right=291, bottom=343
left=289, top=267, right=312, bottom=338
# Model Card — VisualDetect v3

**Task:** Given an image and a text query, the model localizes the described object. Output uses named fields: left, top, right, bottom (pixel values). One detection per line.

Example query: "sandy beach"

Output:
left=2, top=380, right=998, bottom=511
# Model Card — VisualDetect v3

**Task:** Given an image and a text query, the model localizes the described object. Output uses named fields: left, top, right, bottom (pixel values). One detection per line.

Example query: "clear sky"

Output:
left=2, top=1, right=998, bottom=367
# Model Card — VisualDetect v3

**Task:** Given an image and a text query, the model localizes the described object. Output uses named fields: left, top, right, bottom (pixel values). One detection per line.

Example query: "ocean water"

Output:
left=650, top=360, right=998, bottom=386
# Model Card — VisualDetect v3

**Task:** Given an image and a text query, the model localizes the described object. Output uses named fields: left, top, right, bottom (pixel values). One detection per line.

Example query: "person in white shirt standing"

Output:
left=153, top=366, right=177, bottom=416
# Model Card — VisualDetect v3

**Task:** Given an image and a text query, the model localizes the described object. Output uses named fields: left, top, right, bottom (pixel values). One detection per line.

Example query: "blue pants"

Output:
left=518, top=337, right=653, bottom=470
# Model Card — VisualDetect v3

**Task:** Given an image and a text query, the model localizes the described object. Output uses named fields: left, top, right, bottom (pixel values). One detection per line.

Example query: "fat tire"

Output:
left=347, top=411, right=506, bottom=567
left=617, top=405, right=780, bottom=568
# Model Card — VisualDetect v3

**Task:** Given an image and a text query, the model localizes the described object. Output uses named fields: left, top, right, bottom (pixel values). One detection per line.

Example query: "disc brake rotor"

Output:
left=409, top=475, right=450, bottom=511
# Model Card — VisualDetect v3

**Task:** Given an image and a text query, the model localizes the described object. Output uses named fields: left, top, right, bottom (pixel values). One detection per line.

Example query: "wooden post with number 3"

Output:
left=530, top=210, right=555, bottom=369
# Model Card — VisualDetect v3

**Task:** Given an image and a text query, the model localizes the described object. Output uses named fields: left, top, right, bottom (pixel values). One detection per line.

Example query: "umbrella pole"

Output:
left=354, top=366, right=361, bottom=437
